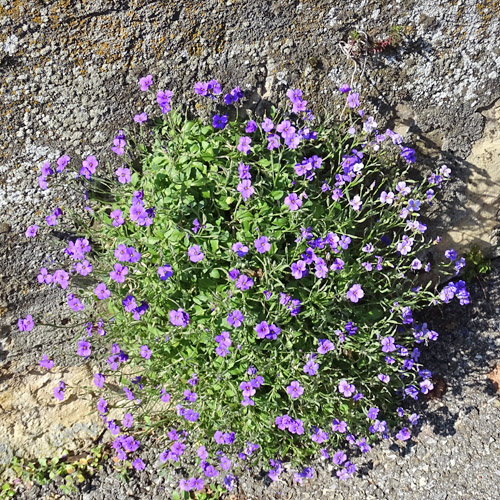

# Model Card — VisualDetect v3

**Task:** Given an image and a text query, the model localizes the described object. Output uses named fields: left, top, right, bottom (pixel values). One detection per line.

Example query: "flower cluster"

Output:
left=19, top=77, right=470, bottom=491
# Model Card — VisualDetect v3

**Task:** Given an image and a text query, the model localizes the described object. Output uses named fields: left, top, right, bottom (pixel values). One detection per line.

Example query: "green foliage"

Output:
left=73, top=89, right=456, bottom=476
left=0, top=446, right=109, bottom=498
left=464, top=245, right=491, bottom=279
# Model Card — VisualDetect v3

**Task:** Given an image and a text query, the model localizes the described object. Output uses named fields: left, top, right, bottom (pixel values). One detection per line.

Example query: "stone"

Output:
left=0, top=361, right=103, bottom=464
left=439, top=98, right=500, bottom=257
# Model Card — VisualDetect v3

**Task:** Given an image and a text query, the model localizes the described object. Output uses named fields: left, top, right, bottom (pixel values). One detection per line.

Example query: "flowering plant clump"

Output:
left=22, top=76, right=469, bottom=491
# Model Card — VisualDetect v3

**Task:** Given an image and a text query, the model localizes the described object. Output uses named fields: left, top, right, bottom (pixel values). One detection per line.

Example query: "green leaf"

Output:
left=210, top=269, right=220, bottom=279
left=270, top=190, right=284, bottom=200
left=210, top=239, right=219, bottom=253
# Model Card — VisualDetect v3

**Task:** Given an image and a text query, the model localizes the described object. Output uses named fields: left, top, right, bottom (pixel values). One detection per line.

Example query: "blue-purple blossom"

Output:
left=188, top=245, right=204, bottom=263
left=18, top=314, right=34, bottom=332
left=227, top=310, right=244, bottom=327
left=338, top=380, right=356, bottom=397
left=212, top=114, right=228, bottom=130
left=284, top=192, right=303, bottom=211
left=286, top=381, right=304, bottom=399
left=346, top=284, right=364, bottom=303
left=232, top=242, right=249, bottom=257
left=237, top=136, right=252, bottom=154
left=158, top=264, right=173, bottom=280
left=254, top=236, right=270, bottom=253
left=169, top=309, right=189, bottom=327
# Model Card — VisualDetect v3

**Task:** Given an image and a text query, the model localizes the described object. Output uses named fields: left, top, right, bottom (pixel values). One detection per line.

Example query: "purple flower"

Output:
left=212, top=114, right=228, bottom=129
left=67, top=293, right=84, bottom=312
left=338, top=380, right=356, bottom=397
left=38, top=175, right=48, bottom=190
left=110, top=209, right=124, bottom=227
left=303, top=359, right=319, bottom=376
left=45, top=214, right=57, bottom=226
left=378, top=373, right=390, bottom=383
left=224, top=85, right=244, bottom=105
left=228, top=268, right=240, bottom=281
left=156, top=89, right=173, bottom=113
left=332, top=450, right=347, bottom=465
left=74, top=259, right=92, bottom=276
left=158, top=264, right=174, bottom=280
left=25, top=225, right=38, bottom=238
left=80, top=155, right=98, bottom=179
left=381, top=336, right=396, bottom=352
left=160, top=390, right=171, bottom=403
left=116, top=167, right=131, bottom=184
left=349, top=195, right=362, bottom=211
left=227, top=310, right=244, bottom=327
left=111, top=130, right=126, bottom=155
left=122, top=295, right=137, bottom=312
left=235, top=274, right=253, bottom=290
left=139, top=74, right=153, bottom=91
left=396, top=427, right=411, bottom=441
left=317, top=339, right=334, bottom=354
left=133, top=112, right=148, bottom=124
left=94, top=373, right=105, bottom=388
left=97, top=398, right=108, bottom=414
left=267, top=134, right=281, bottom=150
left=123, top=413, right=134, bottom=428
left=53, top=381, right=65, bottom=401
left=287, top=88, right=303, bottom=103
left=194, top=81, right=208, bottom=96
left=245, top=120, right=257, bottom=133
left=346, top=284, right=364, bottom=303
left=18, top=314, right=34, bottom=332
left=339, top=84, right=351, bottom=93
left=110, top=263, right=128, bottom=283
left=41, top=160, right=53, bottom=177
left=57, top=155, right=70, bottom=172
left=332, top=419, right=348, bottom=433
left=140, top=345, right=152, bottom=359
left=169, top=308, right=189, bottom=327
left=286, top=381, right=304, bottom=399
left=419, top=379, right=434, bottom=394
left=237, top=163, right=251, bottom=180
left=284, top=192, right=303, bottom=211
left=254, top=236, right=270, bottom=254
left=77, top=339, right=91, bottom=358
left=237, top=136, right=252, bottom=154
left=115, top=245, right=130, bottom=262
left=188, top=245, right=204, bottom=263
left=291, top=260, right=307, bottom=279
left=255, top=321, right=270, bottom=339
left=347, top=92, right=360, bottom=108
left=53, top=269, right=69, bottom=289
left=127, top=246, right=141, bottom=263
left=367, top=407, right=379, bottom=420
left=237, top=179, right=255, bottom=201
left=261, top=118, right=274, bottom=132
left=40, top=355, right=54, bottom=370
left=184, top=390, right=197, bottom=403
left=37, top=268, right=52, bottom=284
left=232, top=241, right=249, bottom=257
left=401, top=147, right=416, bottom=163
left=132, top=458, right=145, bottom=471
left=444, top=248, right=457, bottom=261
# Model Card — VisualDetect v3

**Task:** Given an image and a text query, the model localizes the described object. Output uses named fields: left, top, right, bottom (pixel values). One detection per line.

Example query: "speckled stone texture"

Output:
left=1, top=0, right=499, bottom=498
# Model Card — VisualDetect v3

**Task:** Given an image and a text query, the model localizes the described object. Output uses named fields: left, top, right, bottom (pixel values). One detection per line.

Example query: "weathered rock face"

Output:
left=439, top=98, right=500, bottom=257
left=0, top=362, right=102, bottom=465
left=0, top=0, right=499, bottom=462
